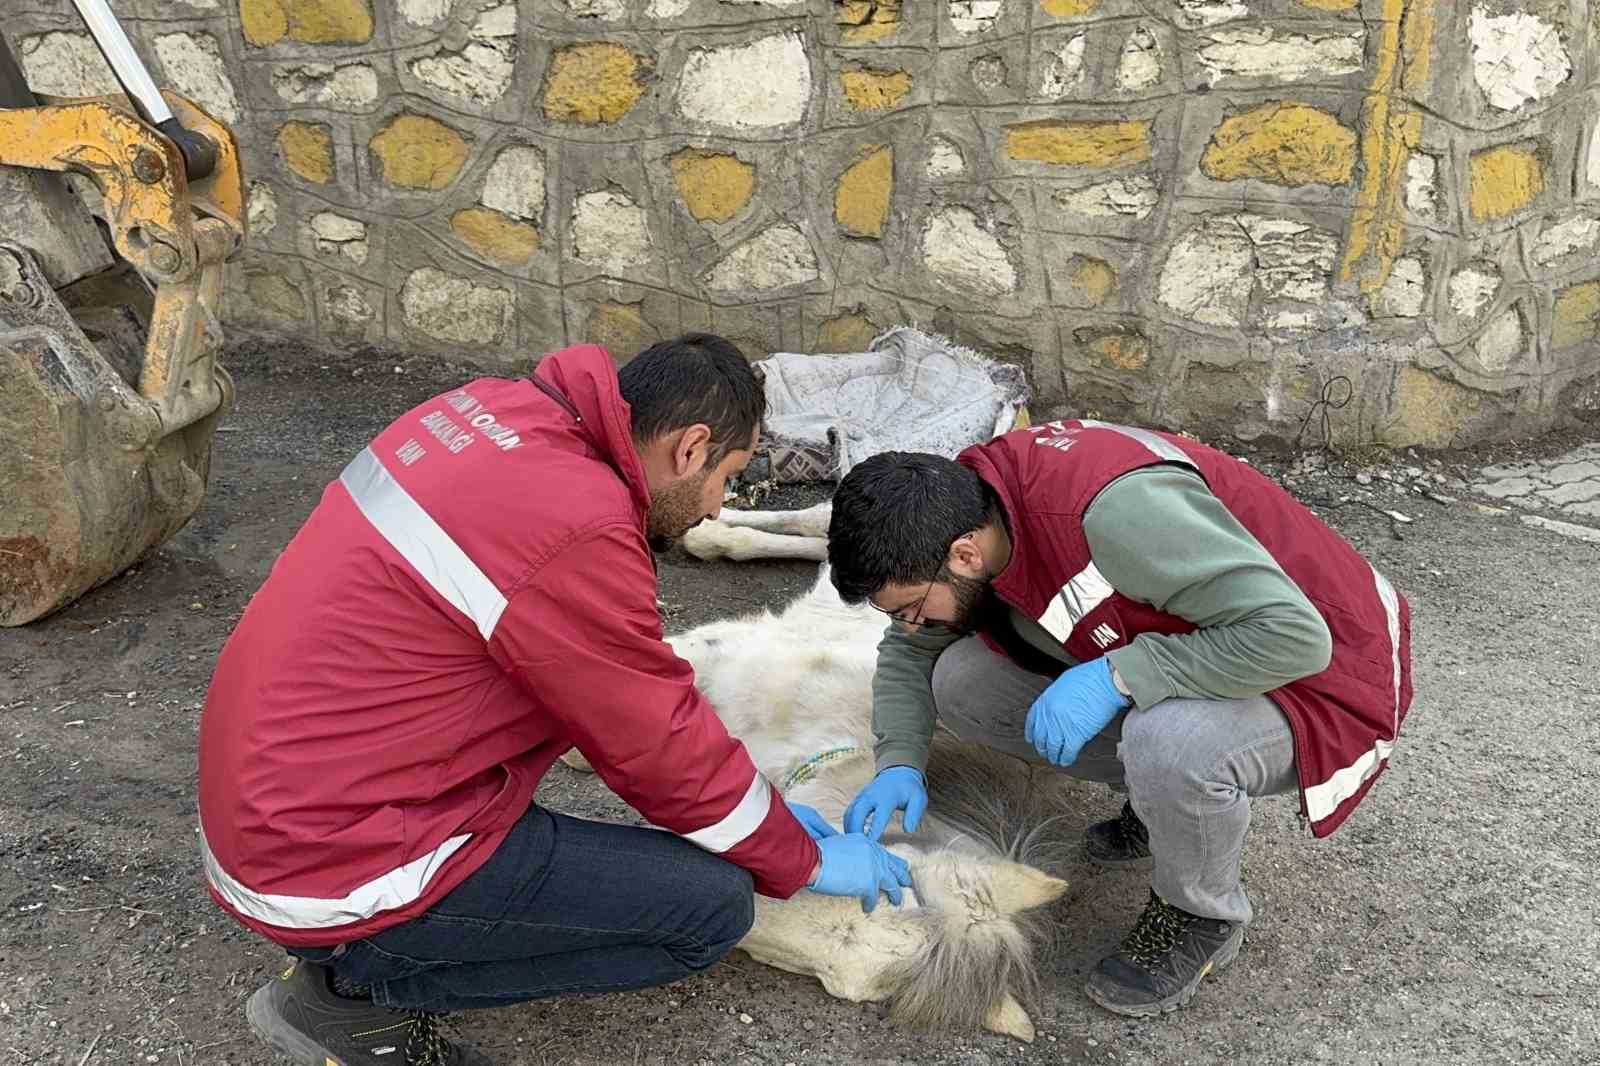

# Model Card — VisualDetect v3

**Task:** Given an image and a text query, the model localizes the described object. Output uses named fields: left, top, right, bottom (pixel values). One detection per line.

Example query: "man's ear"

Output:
left=946, top=533, right=985, bottom=579
left=672, top=423, right=713, bottom=476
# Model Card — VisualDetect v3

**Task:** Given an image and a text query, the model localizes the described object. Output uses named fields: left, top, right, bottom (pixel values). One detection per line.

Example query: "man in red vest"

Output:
left=199, top=334, right=910, bottom=1066
left=826, top=419, right=1412, bottom=1018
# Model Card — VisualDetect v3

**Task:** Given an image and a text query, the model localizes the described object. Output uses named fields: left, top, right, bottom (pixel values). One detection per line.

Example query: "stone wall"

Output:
left=12, top=0, right=1600, bottom=446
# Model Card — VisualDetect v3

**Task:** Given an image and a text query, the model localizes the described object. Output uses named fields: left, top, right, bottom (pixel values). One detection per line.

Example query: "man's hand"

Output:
left=1024, top=658, right=1129, bottom=766
left=786, top=802, right=838, bottom=842
left=808, top=833, right=914, bottom=913
left=842, top=765, right=928, bottom=841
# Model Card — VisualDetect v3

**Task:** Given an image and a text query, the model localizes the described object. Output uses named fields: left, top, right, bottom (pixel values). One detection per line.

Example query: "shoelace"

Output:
left=1121, top=892, right=1192, bottom=967
left=405, top=1009, right=451, bottom=1066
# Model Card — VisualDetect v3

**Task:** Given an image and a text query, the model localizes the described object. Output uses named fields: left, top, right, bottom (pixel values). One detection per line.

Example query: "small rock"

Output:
left=802, top=1019, right=816, bottom=1031
left=738, top=1012, right=753, bottom=1024
left=1088, top=1037, right=1098, bottom=1046
left=1355, top=473, right=1373, bottom=485
left=1406, top=466, right=1423, bottom=478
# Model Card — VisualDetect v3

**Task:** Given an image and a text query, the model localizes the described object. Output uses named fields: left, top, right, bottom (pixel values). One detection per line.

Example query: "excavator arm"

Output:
left=0, top=2, right=245, bottom=625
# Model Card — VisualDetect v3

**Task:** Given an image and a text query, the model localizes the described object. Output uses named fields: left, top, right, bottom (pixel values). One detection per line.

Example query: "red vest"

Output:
left=960, top=420, right=1413, bottom=837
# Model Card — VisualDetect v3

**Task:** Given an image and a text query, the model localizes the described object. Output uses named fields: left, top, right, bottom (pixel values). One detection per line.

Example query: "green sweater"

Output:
left=870, top=466, right=1334, bottom=773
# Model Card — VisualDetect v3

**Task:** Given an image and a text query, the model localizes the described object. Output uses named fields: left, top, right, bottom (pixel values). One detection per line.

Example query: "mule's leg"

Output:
left=716, top=501, right=833, bottom=538
left=681, top=522, right=828, bottom=562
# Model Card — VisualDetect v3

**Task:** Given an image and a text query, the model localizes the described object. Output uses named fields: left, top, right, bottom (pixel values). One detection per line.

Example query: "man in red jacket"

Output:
left=198, top=334, right=910, bottom=1066
left=826, top=420, right=1412, bottom=1019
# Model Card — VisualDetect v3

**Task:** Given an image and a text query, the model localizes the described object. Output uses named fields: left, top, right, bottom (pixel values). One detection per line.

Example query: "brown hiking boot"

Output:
left=245, top=957, right=494, bottom=1065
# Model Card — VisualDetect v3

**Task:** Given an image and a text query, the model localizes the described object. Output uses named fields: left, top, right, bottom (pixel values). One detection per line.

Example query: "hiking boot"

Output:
left=1083, top=890, right=1243, bottom=1018
left=246, top=957, right=493, bottom=1066
left=1083, top=801, right=1151, bottom=866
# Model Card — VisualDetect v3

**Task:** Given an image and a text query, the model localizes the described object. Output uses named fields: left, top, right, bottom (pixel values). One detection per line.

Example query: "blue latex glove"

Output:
left=786, top=802, right=838, bottom=842
left=809, top=833, right=914, bottom=913
left=1024, top=658, right=1130, bottom=766
left=842, top=765, right=928, bottom=841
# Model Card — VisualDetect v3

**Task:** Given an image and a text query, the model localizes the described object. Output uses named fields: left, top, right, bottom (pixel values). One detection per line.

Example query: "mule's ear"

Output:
left=984, top=993, right=1035, bottom=1042
left=991, top=864, right=1068, bottom=914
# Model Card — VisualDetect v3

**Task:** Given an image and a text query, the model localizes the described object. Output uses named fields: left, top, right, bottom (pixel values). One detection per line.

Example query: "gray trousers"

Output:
left=932, top=636, right=1298, bottom=925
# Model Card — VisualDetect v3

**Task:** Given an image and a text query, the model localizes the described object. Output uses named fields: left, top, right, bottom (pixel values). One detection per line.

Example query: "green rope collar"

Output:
left=782, top=745, right=867, bottom=792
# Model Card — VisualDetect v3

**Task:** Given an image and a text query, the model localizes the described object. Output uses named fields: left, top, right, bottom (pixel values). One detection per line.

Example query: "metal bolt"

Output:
left=148, top=243, right=182, bottom=274
left=132, top=148, right=166, bottom=184
left=0, top=251, right=36, bottom=308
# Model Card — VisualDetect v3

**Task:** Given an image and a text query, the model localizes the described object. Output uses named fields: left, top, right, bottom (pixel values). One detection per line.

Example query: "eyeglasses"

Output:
left=867, top=581, right=962, bottom=637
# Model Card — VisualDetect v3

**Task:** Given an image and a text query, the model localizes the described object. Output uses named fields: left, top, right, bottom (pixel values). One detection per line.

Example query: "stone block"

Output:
left=840, top=67, right=915, bottom=112
left=152, top=33, right=240, bottom=125
left=702, top=224, right=822, bottom=296
left=481, top=146, right=547, bottom=223
left=1551, top=281, right=1600, bottom=352
left=835, top=145, right=893, bottom=238
left=398, top=266, right=515, bottom=348
left=16, top=32, right=119, bottom=97
left=408, top=5, right=517, bottom=106
left=1468, top=9, right=1572, bottom=113
left=451, top=208, right=540, bottom=267
left=545, top=43, right=649, bottom=125
left=1468, top=142, right=1546, bottom=224
left=1189, top=25, right=1365, bottom=89
left=369, top=114, right=470, bottom=191
left=671, top=150, right=757, bottom=224
left=1199, top=102, right=1357, bottom=187
left=270, top=62, right=382, bottom=110
left=1006, top=120, right=1152, bottom=167
left=241, top=0, right=373, bottom=47
left=276, top=121, right=335, bottom=184
left=677, top=32, right=810, bottom=130
left=571, top=190, right=656, bottom=276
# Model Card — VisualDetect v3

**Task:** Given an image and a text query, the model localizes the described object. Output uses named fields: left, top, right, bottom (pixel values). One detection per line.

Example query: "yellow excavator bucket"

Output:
left=0, top=25, right=244, bottom=625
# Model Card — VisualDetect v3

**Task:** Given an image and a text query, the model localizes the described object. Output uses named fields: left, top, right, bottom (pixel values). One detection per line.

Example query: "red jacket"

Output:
left=964, top=420, right=1413, bottom=837
left=198, top=345, right=818, bottom=947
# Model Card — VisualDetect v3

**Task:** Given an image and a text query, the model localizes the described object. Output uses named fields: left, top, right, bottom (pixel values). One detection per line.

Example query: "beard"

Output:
left=939, top=564, right=991, bottom=635
left=645, top=469, right=712, bottom=554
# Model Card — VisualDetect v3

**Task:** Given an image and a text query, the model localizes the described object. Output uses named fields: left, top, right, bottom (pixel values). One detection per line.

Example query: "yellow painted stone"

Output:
left=1297, top=0, right=1358, bottom=9
left=844, top=21, right=899, bottom=43
left=1200, top=103, right=1357, bottom=186
left=588, top=302, right=660, bottom=362
left=1041, top=0, right=1098, bottom=15
left=277, top=121, right=333, bottom=184
left=835, top=146, right=893, bottom=238
left=841, top=69, right=913, bottom=111
left=1062, top=255, right=1117, bottom=307
left=1006, top=121, right=1153, bottom=166
left=544, top=44, right=646, bottom=125
left=451, top=209, right=540, bottom=266
left=1469, top=144, right=1544, bottom=222
left=1552, top=281, right=1600, bottom=351
left=370, top=115, right=469, bottom=191
left=1086, top=331, right=1150, bottom=371
left=836, top=0, right=874, bottom=24
left=670, top=150, right=756, bottom=224
left=240, top=0, right=288, bottom=46
left=243, top=0, right=373, bottom=46
left=248, top=272, right=305, bottom=320
left=1390, top=367, right=1484, bottom=448
left=817, top=312, right=879, bottom=352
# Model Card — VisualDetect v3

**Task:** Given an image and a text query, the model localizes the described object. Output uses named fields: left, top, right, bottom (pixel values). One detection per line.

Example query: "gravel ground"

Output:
left=1, top=344, right=1596, bottom=1066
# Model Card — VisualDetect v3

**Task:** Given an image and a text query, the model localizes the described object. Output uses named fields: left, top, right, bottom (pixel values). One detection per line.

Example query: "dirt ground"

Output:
left=2, top=343, right=1597, bottom=1066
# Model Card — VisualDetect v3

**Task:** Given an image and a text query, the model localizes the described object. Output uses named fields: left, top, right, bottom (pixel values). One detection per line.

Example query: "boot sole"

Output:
left=246, top=984, right=344, bottom=1066
left=1083, top=846, right=1153, bottom=868
left=1082, top=924, right=1244, bottom=1019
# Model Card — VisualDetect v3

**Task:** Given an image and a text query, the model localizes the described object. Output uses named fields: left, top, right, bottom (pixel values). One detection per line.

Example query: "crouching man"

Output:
left=826, top=420, right=1412, bottom=1018
left=198, top=334, right=910, bottom=1066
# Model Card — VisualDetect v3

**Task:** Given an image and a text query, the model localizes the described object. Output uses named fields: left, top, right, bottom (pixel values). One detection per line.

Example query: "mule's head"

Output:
left=744, top=842, right=1067, bottom=1042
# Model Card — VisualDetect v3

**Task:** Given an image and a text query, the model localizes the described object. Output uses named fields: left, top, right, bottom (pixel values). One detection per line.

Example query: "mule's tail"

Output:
left=879, top=733, right=1080, bottom=1040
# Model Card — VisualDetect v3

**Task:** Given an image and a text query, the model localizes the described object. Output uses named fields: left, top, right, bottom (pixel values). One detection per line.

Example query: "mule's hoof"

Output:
left=984, top=993, right=1035, bottom=1042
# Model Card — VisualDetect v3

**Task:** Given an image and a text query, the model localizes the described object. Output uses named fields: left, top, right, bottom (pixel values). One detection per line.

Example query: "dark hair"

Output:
left=617, top=333, right=765, bottom=462
left=827, top=452, right=995, bottom=604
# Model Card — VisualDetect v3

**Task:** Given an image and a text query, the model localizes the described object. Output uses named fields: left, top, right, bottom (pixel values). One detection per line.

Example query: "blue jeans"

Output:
left=292, top=805, right=755, bottom=1012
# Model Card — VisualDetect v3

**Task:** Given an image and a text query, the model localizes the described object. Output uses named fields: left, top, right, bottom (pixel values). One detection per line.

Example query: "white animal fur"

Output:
left=679, top=501, right=833, bottom=562
left=561, top=558, right=1074, bottom=1041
